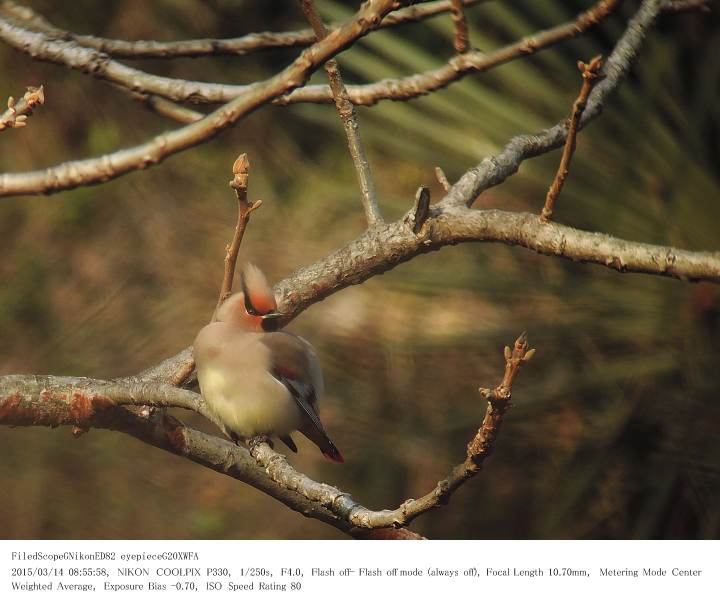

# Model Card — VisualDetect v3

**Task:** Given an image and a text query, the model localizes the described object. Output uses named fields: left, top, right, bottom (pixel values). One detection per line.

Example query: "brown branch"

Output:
left=540, top=55, right=603, bottom=223
left=0, top=0, right=699, bottom=540
left=135, top=0, right=703, bottom=392
left=250, top=333, right=533, bottom=529
left=0, top=0, right=488, bottom=59
left=0, top=1, right=617, bottom=109
left=0, top=13, right=249, bottom=104
left=278, top=0, right=621, bottom=107
left=0, top=84, right=43, bottom=132
left=0, top=372, right=426, bottom=538
left=144, top=209, right=720, bottom=383
left=450, top=0, right=470, bottom=53
left=299, top=0, right=382, bottom=225
left=0, top=0, right=397, bottom=198
left=217, top=154, right=262, bottom=309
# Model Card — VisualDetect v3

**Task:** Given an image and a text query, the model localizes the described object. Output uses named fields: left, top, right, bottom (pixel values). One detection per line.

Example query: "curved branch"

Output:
left=274, top=0, right=621, bottom=106
left=138, top=0, right=696, bottom=388
left=0, top=0, right=396, bottom=198
left=0, top=372, right=417, bottom=538
left=0, top=332, right=532, bottom=535
left=0, top=1, right=618, bottom=108
left=0, top=0, right=487, bottom=59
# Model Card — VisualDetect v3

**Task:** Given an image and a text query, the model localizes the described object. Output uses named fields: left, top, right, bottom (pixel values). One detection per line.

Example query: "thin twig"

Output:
left=540, top=55, right=603, bottom=223
left=450, top=0, right=470, bottom=53
left=0, top=0, right=488, bottom=59
left=217, top=153, right=262, bottom=309
left=0, top=84, right=43, bottom=132
left=435, top=166, right=451, bottom=192
left=299, top=0, right=382, bottom=225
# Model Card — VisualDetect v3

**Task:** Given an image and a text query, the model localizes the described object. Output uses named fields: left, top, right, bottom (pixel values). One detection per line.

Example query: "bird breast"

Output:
left=194, top=326, right=303, bottom=439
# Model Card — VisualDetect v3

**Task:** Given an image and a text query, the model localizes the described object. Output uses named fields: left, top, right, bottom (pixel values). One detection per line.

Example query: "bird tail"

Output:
left=321, top=440, right=345, bottom=464
left=300, top=424, right=345, bottom=463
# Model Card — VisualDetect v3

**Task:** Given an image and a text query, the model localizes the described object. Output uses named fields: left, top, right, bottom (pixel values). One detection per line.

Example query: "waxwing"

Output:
left=193, top=264, right=344, bottom=462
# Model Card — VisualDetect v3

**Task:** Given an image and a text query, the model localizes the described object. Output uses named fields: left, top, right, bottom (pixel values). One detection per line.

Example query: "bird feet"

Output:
left=246, top=434, right=273, bottom=450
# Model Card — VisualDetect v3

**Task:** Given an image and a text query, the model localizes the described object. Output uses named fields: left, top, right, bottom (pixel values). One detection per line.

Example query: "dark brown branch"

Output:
left=0, top=0, right=487, bottom=59
left=0, top=0, right=397, bottom=198
left=664, top=0, right=715, bottom=13
left=540, top=55, right=603, bottom=223
left=0, top=84, right=43, bottom=132
left=450, top=0, right=470, bottom=53
left=299, top=0, right=382, bottom=225
left=410, top=185, right=431, bottom=234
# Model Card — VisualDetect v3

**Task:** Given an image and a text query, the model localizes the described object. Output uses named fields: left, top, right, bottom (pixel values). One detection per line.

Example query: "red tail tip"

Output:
left=323, top=450, right=345, bottom=464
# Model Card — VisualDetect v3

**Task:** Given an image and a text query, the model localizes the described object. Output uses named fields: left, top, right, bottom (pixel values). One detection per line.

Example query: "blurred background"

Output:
left=0, top=0, right=718, bottom=539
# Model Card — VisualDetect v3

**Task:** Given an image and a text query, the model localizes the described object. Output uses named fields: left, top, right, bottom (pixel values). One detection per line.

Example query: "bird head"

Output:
left=216, top=264, right=282, bottom=331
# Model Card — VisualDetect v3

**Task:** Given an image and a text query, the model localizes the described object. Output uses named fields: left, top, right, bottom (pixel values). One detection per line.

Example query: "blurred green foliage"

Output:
left=0, top=0, right=718, bottom=539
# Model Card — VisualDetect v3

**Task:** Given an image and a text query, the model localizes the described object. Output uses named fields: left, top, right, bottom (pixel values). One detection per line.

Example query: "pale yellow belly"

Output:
left=198, top=365, right=302, bottom=438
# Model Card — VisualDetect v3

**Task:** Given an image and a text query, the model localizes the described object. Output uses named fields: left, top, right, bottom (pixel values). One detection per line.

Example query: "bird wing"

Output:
left=261, top=332, right=343, bottom=463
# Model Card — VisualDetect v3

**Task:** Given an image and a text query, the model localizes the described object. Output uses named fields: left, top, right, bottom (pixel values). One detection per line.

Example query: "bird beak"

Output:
left=261, top=311, right=283, bottom=331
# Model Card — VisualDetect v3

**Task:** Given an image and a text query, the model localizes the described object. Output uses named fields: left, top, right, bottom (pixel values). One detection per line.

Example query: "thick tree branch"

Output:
left=300, top=0, right=382, bottom=225
left=136, top=0, right=705, bottom=390
left=0, top=0, right=487, bottom=59
left=1, top=0, right=705, bottom=542
left=0, top=373, right=422, bottom=538
left=0, top=333, right=532, bottom=534
left=0, top=13, right=249, bottom=104
left=0, top=0, right=396, bottom=198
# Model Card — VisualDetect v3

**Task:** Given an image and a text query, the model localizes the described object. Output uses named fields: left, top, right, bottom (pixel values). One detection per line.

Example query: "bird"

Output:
left=193, top=264, right=344, bottom=463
